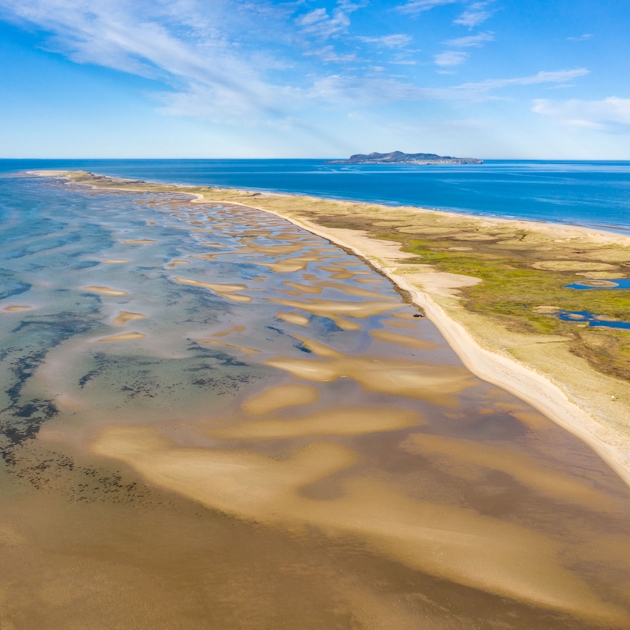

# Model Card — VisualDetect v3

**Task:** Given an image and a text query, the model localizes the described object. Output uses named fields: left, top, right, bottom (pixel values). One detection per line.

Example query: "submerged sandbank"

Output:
left=38, top=170, right=630, bottom=486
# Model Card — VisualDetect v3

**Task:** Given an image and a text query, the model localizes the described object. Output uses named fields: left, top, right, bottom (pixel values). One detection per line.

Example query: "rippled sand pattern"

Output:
left=1, top=176, right=630, bottom=630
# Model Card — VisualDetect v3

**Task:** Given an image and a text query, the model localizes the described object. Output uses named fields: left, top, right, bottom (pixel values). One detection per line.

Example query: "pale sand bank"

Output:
left=2, top=305, right=32, bottom=312
left=198, top=339, right=259, bottom=355
left=83, top=285, right=128, bottom=296
left=113, top=311, right=146, bottom=325
left=242, top=383, right=320, bottom=415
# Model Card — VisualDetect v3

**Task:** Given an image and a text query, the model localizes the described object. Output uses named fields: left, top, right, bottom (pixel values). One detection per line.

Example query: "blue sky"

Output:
left=0, top=0, right=628, bottom=158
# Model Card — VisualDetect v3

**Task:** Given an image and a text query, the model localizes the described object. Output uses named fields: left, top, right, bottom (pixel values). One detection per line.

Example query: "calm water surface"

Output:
left=1, top=172, right=630, bottom=629
left=1, top=158, right=630, bottom=231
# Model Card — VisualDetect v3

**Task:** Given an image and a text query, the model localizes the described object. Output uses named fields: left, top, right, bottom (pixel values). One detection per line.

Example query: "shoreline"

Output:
left=24, top=168, right=630, bottom=237
left=30, top=169, right=630, bottom=487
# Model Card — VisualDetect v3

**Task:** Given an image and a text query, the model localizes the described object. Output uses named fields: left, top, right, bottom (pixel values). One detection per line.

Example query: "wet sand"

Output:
left=2, top=172, right=630, bottom=629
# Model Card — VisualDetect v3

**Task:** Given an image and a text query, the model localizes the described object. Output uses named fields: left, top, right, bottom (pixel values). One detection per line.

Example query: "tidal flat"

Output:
left=1, top=172, right=630, bottom=628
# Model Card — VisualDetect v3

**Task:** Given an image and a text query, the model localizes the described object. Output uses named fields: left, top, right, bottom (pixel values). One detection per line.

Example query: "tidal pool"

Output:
left=1, top=172, right=630, bottom=629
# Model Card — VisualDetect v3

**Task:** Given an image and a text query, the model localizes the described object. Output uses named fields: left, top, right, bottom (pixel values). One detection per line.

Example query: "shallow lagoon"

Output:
left=2, top=173, right=630, bottom=629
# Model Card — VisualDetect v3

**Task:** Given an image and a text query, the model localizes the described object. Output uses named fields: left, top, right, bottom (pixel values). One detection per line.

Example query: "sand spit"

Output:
left=370, top=329, right=440, bottom=351
left=91, top=425, right=629, bottom=624
left=242, top=383, right=320, bottom=415
left=198, top=339, right=259, bottom=355
left=403, top=433, right=615, bottom=510
left=2, top=305, right=32, bottom=312
left=102, top=259, right=131, bottom=264
left=167, top=260, right=190, bottom=267
left=113, top=311, right=146, bottom=325
left=214, top=407, right=424, bottom=440
left=82, top=285, right=128, bottom=296
left=265, top=335, right=476, bottom=405
left=96, top=332, right=146, bottom=342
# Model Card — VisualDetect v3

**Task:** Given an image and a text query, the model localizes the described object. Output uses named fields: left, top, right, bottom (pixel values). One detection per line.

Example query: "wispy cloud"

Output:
left=458, top=68, right=589, bottom=92
left=532, top=97, right=630, bottom=131
left=310, top=68, right=590, bottom=105
left=357, top=34, right=412, bottom=48
left=304, top=46, right=357, bottom=63
left=397, top=0, right=457, bottom=16
left=434, top=51, right=468, bottom=66
left=454, top=1, right=494, bottom=28
left=443, top=31, right=494, bottom=47
left=296, top=0, right=363, bottom=40
left=566, top=33, right=593, bottom=42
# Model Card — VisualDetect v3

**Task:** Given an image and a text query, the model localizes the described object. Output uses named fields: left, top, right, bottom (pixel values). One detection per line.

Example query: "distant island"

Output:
left=326, top=151, right=483, bottom=165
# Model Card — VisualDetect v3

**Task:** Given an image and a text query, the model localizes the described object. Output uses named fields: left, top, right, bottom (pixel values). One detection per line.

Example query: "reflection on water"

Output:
left=1, top=173, right=630, bottom=629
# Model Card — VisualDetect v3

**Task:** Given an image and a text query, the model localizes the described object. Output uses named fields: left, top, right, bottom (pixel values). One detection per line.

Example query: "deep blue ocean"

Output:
left=1, top=159, right=629, bottom=232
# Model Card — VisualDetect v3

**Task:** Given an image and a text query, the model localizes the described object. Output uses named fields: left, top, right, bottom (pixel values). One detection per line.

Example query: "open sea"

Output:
left=1, top=159, right=630, bottom=232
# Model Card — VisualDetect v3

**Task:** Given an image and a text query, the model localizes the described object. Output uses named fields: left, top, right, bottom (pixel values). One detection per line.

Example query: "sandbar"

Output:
left=276, top=312, right=310, bottom=326
left=370, top=329, right=440, bottom=350
left=91, top=425, right=628, bottom=624
left=214, top=407, right=424, bottom=440
left=198, top=339, right=259, bottom=355
left=2, top=305, right=32, bottom=312
left=97, top=332, right=146, bottom=342
left=242, top=383, right=320, bottom=414
left=83, top=285, right=128, bottom=296
left=113, top=311, right=147, bottom=325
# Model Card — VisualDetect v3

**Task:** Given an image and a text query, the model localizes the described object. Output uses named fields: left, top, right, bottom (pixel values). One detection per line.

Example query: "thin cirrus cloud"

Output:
left=357, top=34, right=413, bottom=48
left=443, top=31, right=494, bottom=47
left=532, top=97, right=630, bottom=131
left=454, top=1, right=494, bottom=27
left=434, top=51, right=469, bottom=66
left=566, top=33, right=593, bottom=41
left=310, top=68, right=589, bottom=105
left=397, top=0, right=457, bottom=16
